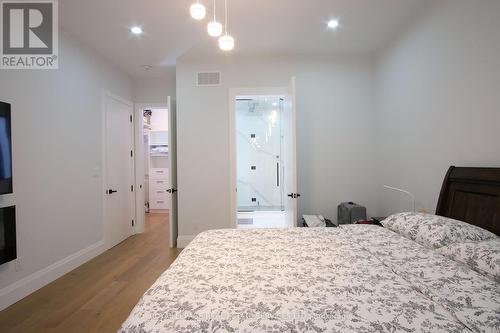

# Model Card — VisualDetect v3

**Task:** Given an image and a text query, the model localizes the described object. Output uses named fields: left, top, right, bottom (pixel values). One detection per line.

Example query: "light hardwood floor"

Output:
left=0, top=213, right=181, bottom=333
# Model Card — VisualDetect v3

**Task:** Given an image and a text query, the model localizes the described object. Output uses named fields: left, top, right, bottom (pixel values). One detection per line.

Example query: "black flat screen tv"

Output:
left=0, top=102, right=12, bottom=194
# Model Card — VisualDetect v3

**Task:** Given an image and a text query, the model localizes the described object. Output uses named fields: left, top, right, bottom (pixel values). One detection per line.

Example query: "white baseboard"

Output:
left=0, top=240, right=106, bottom=311
left=177, top=235, right=196, bottom=248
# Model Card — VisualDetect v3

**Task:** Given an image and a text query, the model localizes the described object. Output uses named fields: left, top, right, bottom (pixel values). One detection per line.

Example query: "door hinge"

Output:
left=130, top=150, right=133, bottom=158
left=130, top=115, right=133, bottom=123
left=131, top=185, right=134, bottom=192
left=132, top=219, right=135, bottom=227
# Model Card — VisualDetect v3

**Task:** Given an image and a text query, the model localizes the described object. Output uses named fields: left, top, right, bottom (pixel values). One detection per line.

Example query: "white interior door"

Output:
left=104, top=93, right=134, bottom=248
left=167, top=97, right=178, bottom=247
left=283, top=77, right=298, bottom=227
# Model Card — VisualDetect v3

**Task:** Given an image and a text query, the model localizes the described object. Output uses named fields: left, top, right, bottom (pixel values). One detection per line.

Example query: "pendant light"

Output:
left=190, top=0, right=206, bottom=20
left=207, top=0, right=223, bottom=37
left=218, top=0, right=234, bottom=51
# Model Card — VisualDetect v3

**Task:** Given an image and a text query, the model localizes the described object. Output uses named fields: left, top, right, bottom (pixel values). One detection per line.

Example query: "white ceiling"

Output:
left=59, top=0, right=427, bottom=78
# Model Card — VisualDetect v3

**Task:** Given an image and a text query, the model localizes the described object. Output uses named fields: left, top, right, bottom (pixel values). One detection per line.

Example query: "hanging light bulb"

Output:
left=219, top=35, right=234, bottom=51
left=190, top=1, right=206, bottom=20
left=208, top=21, right=223, bottom=37
left=218, top=0, right=235, bottom=51
left=207, top=0, right=222, bottom=37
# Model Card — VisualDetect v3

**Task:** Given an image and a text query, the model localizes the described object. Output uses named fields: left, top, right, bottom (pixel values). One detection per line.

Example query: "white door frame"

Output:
left=228, top=87, right=288, bottom=229
left=102, top=90, right=136, bottom=249
left=133, top=103, right=169, bottom=233
left=167, top=96, right=178, bottom=248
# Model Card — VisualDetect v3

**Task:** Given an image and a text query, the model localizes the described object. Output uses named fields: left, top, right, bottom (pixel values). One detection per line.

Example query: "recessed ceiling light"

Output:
left=130, top=26, right=143, bottom=35
left=327, top=19, right=340, bottom=30
left=142, top=65, right=153, bottom=71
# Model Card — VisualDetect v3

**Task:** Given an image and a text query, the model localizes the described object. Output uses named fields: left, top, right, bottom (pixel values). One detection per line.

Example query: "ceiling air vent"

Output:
left=197, top=71, right=221, bottom=86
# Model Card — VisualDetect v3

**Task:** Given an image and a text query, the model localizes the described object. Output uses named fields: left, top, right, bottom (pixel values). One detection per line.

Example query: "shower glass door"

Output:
left=236, top=96, right=284, bottom=212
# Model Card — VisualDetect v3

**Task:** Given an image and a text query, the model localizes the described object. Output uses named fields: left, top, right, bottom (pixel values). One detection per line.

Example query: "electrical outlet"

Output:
left=15, top=257, right=23, bottom=272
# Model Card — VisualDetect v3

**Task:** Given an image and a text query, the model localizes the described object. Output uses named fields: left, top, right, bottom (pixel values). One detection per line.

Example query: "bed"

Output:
left=119, top=167, right=500, bottom=333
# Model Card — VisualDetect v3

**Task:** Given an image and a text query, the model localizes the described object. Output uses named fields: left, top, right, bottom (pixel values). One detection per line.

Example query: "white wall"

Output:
left=176, top=55, right=377, bottom=245
left=0, top=31, right=133, bottom=309
left=375, top=0, right=500, bottom=216
left=134, top=67, right=176, bottom=103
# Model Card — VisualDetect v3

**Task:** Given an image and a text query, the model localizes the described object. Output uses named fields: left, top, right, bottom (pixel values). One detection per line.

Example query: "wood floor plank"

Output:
left=0, top=213, right=181, bottom=333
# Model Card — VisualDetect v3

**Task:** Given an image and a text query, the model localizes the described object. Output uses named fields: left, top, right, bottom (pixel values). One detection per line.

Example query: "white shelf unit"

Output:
left=148, top=130, right=169, bottom=210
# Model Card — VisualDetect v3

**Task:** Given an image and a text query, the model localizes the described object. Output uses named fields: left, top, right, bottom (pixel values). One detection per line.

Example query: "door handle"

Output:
left=166, top=188, right=178, bottom=194
left=287, top=193, right=301, bottom=199
left=107, top=189, right=118, bottom=194
left=276, top=162, right=280, bottom=187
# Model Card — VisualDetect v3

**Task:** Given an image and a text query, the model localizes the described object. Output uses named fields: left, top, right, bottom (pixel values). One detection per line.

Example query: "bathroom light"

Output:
left=207, top=0, right=223, bottom=37
left=327, top=19, right=340, bottom=30
left=218, top=0, right=235, bottom=51
left=269, top=110, right=278, bottom=127
left=190, top=2, right=206, bottom=20
left=130, top=26, right=143, bottom=35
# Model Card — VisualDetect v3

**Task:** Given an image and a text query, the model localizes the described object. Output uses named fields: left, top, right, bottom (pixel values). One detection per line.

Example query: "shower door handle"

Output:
left=276, top=162, right=280, bottom=187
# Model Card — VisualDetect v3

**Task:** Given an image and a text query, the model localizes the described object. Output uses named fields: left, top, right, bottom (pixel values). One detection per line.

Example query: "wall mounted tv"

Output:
left=0, top=102, right=12, bottom=194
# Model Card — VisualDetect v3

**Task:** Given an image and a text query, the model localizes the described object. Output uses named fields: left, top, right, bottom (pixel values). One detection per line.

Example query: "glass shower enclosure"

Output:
left=236, top=96, right=284, bottom=212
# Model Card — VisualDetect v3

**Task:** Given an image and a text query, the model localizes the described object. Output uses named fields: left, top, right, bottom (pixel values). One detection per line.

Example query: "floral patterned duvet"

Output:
left=119, top=226, right=500, bottom=333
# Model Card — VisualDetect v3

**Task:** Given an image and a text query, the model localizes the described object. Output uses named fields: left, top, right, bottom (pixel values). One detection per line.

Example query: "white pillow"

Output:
left=382, top=212, right=497, bottom=248
left=381, top=212, right=425, bottom=239
left=436, top=239, right=500, bottom=282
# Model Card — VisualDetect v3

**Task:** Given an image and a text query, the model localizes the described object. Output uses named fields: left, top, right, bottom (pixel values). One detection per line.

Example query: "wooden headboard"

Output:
left=436, top=166, right=500, bottom=235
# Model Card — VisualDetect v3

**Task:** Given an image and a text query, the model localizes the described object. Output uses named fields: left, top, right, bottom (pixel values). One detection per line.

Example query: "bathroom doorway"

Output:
left=229, top=81, right=298, bottom=229
left=235, top=95, right=286, bottom=228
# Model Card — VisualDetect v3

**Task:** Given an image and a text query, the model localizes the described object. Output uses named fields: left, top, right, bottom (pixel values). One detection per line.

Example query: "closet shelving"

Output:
left=144, top=109, right=170, bottom=211
left=149, top=130, right=169, bottom=210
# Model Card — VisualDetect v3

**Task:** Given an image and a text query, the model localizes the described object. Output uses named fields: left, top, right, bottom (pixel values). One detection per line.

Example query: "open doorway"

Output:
left=143, top=108, right=170, bottom=212
left=235, top=95, right=287, bottom=229
left=230, top=81, right=298, bottom=229
left=139, top=107, right=170, bottom=235
left=135, top=99, right=178, bottom=247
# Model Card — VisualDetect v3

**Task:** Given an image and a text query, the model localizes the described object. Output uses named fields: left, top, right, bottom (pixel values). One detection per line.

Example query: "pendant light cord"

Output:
left=213, top=0, right=216, bottom=20
left=224, top=0, right=228, bottom=34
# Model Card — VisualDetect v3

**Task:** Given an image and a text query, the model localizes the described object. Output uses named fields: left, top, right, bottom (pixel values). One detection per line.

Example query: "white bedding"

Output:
left=119, top=225, right=500, bottom=333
